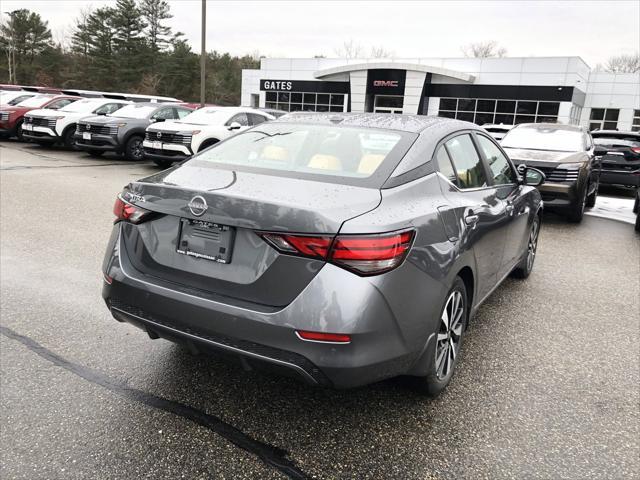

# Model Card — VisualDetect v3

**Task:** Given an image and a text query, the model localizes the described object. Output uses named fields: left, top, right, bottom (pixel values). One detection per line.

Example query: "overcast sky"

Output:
left=5, top=1, right=639, bottom=67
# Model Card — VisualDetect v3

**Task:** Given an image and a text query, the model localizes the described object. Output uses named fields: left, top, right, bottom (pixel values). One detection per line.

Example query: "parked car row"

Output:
left=1, top=86, right=286, bottom=167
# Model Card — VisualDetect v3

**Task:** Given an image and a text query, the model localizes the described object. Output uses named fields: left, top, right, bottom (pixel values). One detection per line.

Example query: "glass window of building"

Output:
left=438, top=98, right=560, bottom=126
left=589, top=108, right=619, bottom=131
left=265, top=91, right=345, bottom=113
left=633, top=110, right=640, bottom=132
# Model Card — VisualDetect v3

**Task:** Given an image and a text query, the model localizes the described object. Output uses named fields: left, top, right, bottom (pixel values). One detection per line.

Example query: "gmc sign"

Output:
left=373, top=80, right=399, bottom=87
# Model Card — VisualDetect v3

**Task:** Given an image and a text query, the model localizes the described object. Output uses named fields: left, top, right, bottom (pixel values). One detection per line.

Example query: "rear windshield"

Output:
left=110, top=104, right=156, bottom=119
left=189, top=122, right=415, bottom=186
left=501, top=126, right=584, bottom=152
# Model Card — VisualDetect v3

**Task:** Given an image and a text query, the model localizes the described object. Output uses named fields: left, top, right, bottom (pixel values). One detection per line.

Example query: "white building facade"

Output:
left=241, top=57, right=640, bottom=131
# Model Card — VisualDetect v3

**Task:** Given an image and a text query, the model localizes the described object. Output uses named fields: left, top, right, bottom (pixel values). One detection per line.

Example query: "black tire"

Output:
left=512, top=216, right=540, bottom=279
left=414, top=276, right=468, bottom=397
left=88, top=150, right=104, bottom=157
left=585, top=182, right=597, bottom=208
left=153, top=158, right=174, bottom=169
left=567, top=185, right=587, bottom=223
left=62, top=127, right=77, bottom=150
left=15, top=120, right=24, bottom=141
left=635, top=212, right=640, bottom=233
left=124, top=135, right=144, bottom=161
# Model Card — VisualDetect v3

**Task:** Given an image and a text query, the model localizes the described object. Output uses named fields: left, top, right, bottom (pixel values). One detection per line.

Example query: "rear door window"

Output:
left=444, top=134, right=488, bottom=189
left=248, top=113, right=268, bottom=125
left=95, top=103, right=126, bottom=115
left=435, top=146, right=458, bottom=185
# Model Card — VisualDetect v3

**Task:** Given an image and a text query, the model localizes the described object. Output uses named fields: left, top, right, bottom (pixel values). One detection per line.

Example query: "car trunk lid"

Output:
left=119, top=161, right=381, bottom=307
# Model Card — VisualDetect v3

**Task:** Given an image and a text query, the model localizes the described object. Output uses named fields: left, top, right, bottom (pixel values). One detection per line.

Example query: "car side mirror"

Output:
left=227, top=121, right=242, bottom=131
left=151, top=117, right=165, bottom=123
left=521, top=167, right=545, bottom=186
left=96, top=111, right=107, bottom=116
left=593, top=146, right=607, bottom=156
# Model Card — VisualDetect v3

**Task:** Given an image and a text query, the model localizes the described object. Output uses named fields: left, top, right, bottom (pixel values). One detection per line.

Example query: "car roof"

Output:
left=514, top=122, right=585, bottom=132
left=273, top=112, right=478, bottom=134
left=591, top=130, right=639, bottom=136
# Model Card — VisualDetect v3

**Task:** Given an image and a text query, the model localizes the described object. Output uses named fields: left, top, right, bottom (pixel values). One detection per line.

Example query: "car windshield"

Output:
left=15, top=95, right=54, bottom=108
left=60, top=100, right=103, bottom=113
left=109, top=104, right=156, bottom=119
left=191, top=122, right=405, bottom=181
left=501, top=127, right=584, bottom=152
left=3, top=93, right=35, bottom=105
left=175, top=108, right=226, bottom=125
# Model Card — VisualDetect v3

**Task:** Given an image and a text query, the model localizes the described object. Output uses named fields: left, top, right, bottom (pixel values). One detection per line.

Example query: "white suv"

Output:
left=22, top=98, right=130, bottom=148
left=143, top=106, right=274, bottom=167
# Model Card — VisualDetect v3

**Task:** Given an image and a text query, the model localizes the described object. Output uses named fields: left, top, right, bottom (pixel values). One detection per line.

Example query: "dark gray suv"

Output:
left=102, top=114, right=544, bottom=395
left=75, top=103, right=193, bottom=160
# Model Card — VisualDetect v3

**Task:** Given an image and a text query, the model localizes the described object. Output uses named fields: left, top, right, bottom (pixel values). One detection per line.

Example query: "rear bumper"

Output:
left=74, top=133, right=120, bottom=151
left=599, top=169, right=640, bottom=188
left=102, top=226, right=437, bottom=388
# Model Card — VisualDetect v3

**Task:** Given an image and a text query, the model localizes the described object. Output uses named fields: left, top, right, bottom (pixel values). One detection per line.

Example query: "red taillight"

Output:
left=259, top=229, right=414, bottom=276
left=296, top=330, right=351, bottom=344
left=113, top=195, right=152, bottom=224
left=631, top=147, right=640, bottom=154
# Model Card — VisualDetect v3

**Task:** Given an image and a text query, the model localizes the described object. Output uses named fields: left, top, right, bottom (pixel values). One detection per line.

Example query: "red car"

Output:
left=0, top=94, right=81, bottom=140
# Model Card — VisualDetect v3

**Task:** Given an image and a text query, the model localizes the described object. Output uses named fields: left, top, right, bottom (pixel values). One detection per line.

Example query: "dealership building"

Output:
left=242, top=56, right=640, bottom=131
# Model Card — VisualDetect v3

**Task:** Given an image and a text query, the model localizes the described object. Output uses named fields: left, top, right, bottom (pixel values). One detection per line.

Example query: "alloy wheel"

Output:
left=435, top=290, right=464, bottom=380
left=526, top=219, right=540, bottom=271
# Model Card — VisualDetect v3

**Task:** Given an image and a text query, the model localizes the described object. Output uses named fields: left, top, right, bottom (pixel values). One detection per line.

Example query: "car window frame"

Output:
left=176, top=107, right=192, bottom=119
left=436, top=131, right=493, bottom=191
left=247, top=112, right=269, bottom=126
left=471, top=131, right=519, bottom=187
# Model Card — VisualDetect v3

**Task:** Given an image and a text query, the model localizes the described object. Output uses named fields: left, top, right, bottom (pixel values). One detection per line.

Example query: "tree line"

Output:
left=0, top=0, right=259, bottom=104
left=1, top=2, right=638, bottom=105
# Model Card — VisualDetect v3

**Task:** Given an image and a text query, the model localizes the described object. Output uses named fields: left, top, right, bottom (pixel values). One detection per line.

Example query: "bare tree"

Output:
left=597, top=53, right=640, bottom=73
left=334, top=39, right=363, bottom=59
left=461, top=40, right=507, bottom=58
left=370, top=45, right=394, bottom=59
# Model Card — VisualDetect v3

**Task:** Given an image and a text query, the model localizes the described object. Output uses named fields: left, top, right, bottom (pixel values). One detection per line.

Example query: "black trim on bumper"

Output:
left=74, top=133, right=120, bottom=151
left=107, top=298, right=332, bottom=387
left=23, top=131, right=58, bottom=142
left=143, top=148, right=189, bottom=163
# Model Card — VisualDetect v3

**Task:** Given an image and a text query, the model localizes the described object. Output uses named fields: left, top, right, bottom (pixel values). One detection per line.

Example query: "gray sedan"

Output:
left=102, top=113, right=544, bottom=395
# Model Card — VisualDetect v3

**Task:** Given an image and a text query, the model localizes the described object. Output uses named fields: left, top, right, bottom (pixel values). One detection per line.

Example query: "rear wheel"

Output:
left=124, top=135, right=144, bottom=161
left=153, top=158, right=174, bottom=169
left=635, top=211, right=640, bottom=233
left=512, top=216, right=540, bottom=279
left=414, top=277, right=468, bottom=397
left=567, top=185, right=587, bottom=223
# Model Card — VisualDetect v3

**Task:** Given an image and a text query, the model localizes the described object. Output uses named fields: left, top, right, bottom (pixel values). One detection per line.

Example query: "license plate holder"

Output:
left=23, top=123, right=33, bottom=131
left=152, top=141, right=162, bottom=150
left=83, top=132, right=91, bottom=140
left=176, top=219, right=235, bottom=264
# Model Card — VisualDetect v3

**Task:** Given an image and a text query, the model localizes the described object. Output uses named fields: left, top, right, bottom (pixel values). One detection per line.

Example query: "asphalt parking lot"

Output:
left=1, top=141, right=639, bottom=480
